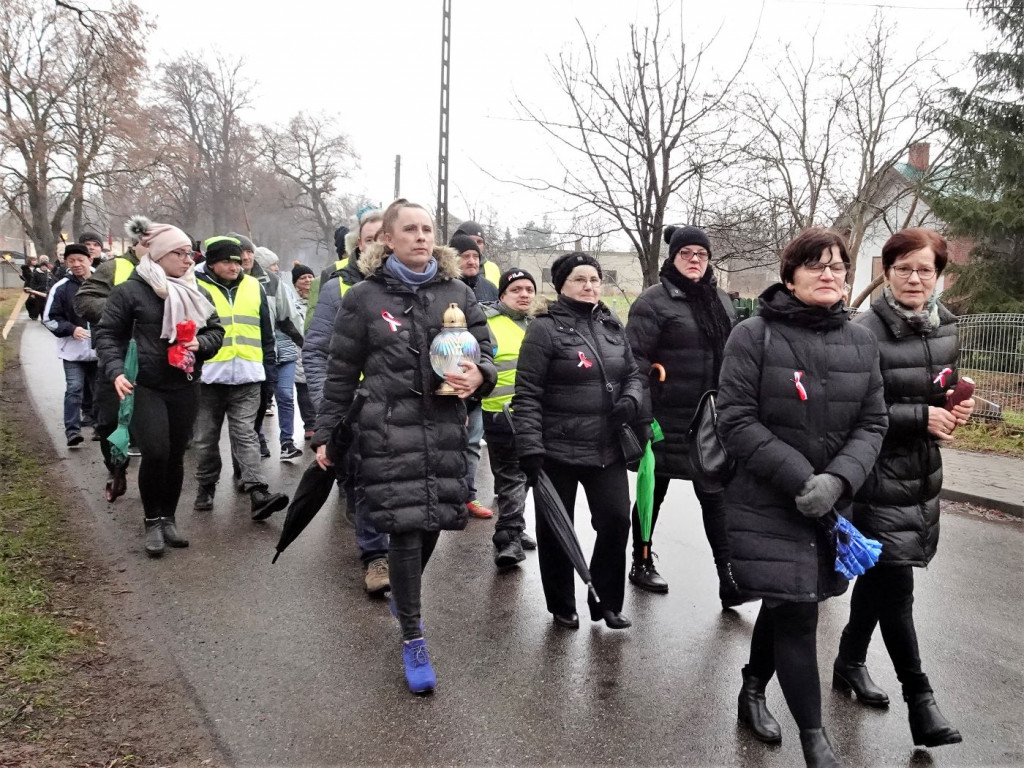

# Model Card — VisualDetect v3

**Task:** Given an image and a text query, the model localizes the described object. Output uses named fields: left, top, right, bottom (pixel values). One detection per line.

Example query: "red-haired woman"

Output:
left=833, top=228, right=973, bottom=749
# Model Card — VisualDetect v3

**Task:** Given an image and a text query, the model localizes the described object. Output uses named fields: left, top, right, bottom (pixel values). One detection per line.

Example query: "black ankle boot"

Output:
left=799, top=728, right=840, bottom=767
left=832, top=658, right=889, bottom=707
left=906, top=691, right=962, bottom=747
left=628, top=553, right=668, bottom=593
left=144, top=518, right=165, bottom=557
left=161, top=517, right=189, bottom=548
left=737, top=666, right=782, bottom=743
left=717, top=564, right=745, bottom=609
left=251, top=487, right=288, bottom=521
left=588, top=603, right=632, bottom=629
left=194, top=484, right=215, bottom=511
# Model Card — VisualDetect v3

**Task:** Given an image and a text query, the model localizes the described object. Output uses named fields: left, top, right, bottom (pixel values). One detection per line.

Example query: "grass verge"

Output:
left=953, top=414, right=1024, bottom=458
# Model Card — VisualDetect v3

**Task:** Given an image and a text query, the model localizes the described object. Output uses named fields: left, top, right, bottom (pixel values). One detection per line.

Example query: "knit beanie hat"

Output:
left=334, top=225, right=349, bottom=256
left=292, top=263, right=314, bottom=284
left=551, top=252, right=602, bottom=293
left=454, top=220, right=485, bottom=241
left=254, top=246, right=279, bottom=271
left=664, top=225, right=712, bottom=260
left=449, top=233, right=481, bottom=256
left=227, top=232, right=256, bottom=253
left=204, top=236, right=243, bottom=265
left=125, top=216, right=190, bottom=262
left=498, top=267, right=536, bottom=296
left=78, top=231, right=103, bottom=246
left=64, top=244, right=91, bottom=259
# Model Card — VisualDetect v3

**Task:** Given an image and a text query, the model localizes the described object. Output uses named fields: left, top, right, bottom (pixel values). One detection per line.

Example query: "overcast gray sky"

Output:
left=130, top=0, right=988, bottom=236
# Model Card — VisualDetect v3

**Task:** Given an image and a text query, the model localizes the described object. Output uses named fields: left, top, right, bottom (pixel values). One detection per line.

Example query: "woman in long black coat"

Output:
left=626, top=225, right=738, bottom=602
left=313, top=200, right=496, bottom=695
left=717, top=228, right=887, bottom=767
left=833, top=228, right=972, bottom=749
left=513, top=253, right=645, bottom=631
left=94, top=220, right=224, bottom=558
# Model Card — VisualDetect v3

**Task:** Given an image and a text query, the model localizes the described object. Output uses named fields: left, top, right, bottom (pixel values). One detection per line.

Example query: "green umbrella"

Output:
left=107, top=338, right=138, bottom=466
left=635, top=419, right=664, bottom=561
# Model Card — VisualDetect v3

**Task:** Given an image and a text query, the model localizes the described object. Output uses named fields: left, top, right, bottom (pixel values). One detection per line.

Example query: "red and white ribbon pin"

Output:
left=933, top=367, right=953, bottom=387
left=577, top=351, right=593, bottom=369
left=793, top=371, right=808, bottom=401
left=381, top=310, right=402, bottom=333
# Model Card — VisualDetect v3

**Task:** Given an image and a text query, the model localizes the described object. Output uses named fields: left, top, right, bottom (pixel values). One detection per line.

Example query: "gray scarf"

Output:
left=882, top=284, right=940, bottom=334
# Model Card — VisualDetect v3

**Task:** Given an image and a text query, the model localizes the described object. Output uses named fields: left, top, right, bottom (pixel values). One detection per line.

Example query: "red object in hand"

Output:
left=176, top=320, right=196, bottom=344
left=945, top=376, right=975, bottom=411
left=168, top=320, right=198, bottom=375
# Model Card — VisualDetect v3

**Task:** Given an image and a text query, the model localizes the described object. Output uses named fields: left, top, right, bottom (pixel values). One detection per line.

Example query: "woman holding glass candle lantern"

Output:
left=312, top=199, right=496, bottom=695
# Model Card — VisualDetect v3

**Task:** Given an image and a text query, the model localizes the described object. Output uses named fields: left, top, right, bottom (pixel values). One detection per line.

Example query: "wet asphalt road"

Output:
left=18, top=321, right=1024, bottom=767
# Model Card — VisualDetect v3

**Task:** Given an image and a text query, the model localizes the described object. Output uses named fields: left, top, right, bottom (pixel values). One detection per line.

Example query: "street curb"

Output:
left=941, top=488, right=1024, bottom=519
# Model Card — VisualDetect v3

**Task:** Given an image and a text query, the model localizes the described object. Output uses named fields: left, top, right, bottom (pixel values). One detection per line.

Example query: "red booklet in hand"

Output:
left=945, top=376, right=975, bottom=411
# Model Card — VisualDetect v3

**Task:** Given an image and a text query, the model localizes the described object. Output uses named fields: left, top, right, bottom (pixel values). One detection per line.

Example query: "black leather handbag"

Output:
left=618, top=424, right=645, bottom=471
left=687, top=389, right=735, bottom=492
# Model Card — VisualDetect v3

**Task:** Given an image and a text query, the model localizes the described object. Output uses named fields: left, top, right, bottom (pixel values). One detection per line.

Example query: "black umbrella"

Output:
left=271, top=392, right=366, bottom=563
left=533, top=470, right=601, bottom=606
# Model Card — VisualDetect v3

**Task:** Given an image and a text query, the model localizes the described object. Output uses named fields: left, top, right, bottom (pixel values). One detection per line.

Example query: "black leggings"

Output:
left=838, top=564, right=930, bottom=696
left=389, top=530, right=441, bottom=641
left=132, top=384, right=198, bottom=520
left=630, top=475, right=728, bottom=565
left=747, top=601, right=822, bottom=730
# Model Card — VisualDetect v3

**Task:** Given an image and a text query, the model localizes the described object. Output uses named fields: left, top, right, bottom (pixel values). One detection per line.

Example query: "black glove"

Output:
left=519, top=454, right=544, bottom=487
left=795, top=473, right=845, bottom=518
left=609, top=395, right=639, bottom=426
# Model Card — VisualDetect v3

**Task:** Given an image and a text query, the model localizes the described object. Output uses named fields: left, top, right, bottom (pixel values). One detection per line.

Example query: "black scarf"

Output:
left=660, top=259, right=732, bottom=376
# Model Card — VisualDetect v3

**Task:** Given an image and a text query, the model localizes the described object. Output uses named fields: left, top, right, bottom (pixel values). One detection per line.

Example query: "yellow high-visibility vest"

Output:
left=113, top=257, right=135, bottom=285
left=203, top=274, right=265, bottom=385
left=483, top=259, right=500, bottom=286
left=481, top=312, right=526, bottom=413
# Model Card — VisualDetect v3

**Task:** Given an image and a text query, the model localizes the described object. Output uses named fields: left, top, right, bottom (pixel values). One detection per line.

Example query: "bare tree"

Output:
left=261, top=112, right=356, bottom=249
left=505, top=2, right=755, bottom=288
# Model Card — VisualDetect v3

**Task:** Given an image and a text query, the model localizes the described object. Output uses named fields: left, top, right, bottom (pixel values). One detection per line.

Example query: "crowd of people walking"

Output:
left=22, top=201, right=975, bottom=765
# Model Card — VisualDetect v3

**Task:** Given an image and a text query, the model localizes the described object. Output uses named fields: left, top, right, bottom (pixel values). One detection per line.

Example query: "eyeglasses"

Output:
left=678, top=249, right=709, bottom=263
left=804, top=261, right=848, bottom=277
left=168, top=248, right=193, bottom=259
left=891, top=265, right=936, bottom=280
left=566, top=276, right=602, bottom=287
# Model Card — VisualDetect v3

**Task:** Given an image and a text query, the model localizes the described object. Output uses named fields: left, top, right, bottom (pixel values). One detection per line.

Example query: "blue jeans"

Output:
left=62, top=360, right=96, bottom=437
left=352, top=478, right=389, bottom=565
left=465, top=405, right=483, bottom=500
left=276, top=360, right=297, bottom=446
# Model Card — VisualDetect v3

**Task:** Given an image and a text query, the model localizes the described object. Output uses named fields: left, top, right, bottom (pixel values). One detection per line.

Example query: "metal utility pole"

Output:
left=436, top=0, right=452, bottom=242
left=394, top=155, right=402, bottom=199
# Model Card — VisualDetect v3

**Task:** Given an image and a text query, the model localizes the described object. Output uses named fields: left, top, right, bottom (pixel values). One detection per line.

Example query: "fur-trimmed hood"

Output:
left=358, top=242, right=460, bottom=280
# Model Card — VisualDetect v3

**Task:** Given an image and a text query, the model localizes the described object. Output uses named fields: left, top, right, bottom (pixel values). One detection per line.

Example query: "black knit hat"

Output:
left=498, top=268, right=536, bottom=296
left=449, top=234, right=481, bottom=256
left=292, top=263, right=314, bottom=284
left=204, top=236, right=243, bottom=265
left=454, top=220, right=485, bottom=241
left=64, top=244, right=90, bottom=259
left=334, top=226, right=349, bottom=255
left=551, top=252, right=602, bottom=293
left=77, top=231, right=103, bottom=246
left=664, top=225, right=712, bottom=259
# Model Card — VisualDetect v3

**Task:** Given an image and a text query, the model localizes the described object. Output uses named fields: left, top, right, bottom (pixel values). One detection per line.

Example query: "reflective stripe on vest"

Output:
left=113, top=258, right=135, bottom=285
left=206, top=275, right=264, bottom=366
left=481, top=313, right=526, bottom=413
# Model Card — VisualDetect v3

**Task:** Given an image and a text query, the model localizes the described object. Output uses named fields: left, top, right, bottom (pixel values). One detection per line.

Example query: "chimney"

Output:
left=909, top=142, right=930, bottom=172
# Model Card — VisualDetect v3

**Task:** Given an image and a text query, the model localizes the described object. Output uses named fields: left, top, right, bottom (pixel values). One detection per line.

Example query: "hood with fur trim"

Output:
left=358, top=242, right=460, bottom=280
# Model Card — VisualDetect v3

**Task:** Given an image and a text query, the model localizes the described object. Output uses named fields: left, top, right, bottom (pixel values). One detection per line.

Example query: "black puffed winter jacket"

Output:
left=513, top=296, right=645, bottom=467
left=852, top=296, right=959, bottom=566
left=94, top=274, right=224, bottom=390
left=313, top=244, right=497, bottom=535
left=717, top=284, right=888, bottom=603
left=627, top=276, right=736, bottom=478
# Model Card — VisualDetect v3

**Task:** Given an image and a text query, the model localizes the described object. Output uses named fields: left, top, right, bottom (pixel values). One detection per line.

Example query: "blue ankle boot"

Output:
left=402, top=638, right=436, bottom=694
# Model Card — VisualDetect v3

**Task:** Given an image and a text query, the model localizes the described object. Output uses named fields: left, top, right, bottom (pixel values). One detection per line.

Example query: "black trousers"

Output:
left=838, top=564, right=931, bottom=696
left=748, top=600, right=822, bottom=731
left=630, top=475, right=728, bottom=565
left=132, top=384, right=199, bottom=520
left=487, top=439, right=527, bottom=546
left=540, top=460, right=631, bottom=615
left=389, top=530, right=441, bottom=641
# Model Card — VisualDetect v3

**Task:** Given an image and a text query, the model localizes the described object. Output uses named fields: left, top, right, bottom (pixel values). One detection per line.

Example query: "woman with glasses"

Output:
left=94, top=217, right=224, bottom=557
left=717, top=227, right=887, bottom=766
left=625, top=225, right=738, bottom=603
left=832, top=228, right=971, bottom=749
left=513, top=252, right=645, bottom=630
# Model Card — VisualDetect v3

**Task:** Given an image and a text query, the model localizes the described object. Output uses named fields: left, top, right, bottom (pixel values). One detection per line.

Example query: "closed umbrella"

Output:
left=635, top=419, right=664, bottom=561
left=533, top=470, right=601, bottom=605
left=106, top=338, right=138, bottom=466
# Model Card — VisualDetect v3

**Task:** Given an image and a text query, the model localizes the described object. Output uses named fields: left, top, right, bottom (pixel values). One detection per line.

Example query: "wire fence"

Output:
left=957, top=313, right=1024, bottom=423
